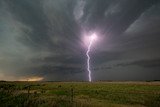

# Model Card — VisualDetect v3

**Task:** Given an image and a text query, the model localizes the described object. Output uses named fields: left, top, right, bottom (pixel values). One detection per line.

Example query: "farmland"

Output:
left=0, top=81, right=160, bottom=107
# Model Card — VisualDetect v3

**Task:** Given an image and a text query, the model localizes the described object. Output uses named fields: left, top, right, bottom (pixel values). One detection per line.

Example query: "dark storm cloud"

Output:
left=95, top=58, right=160, bottom=70
left=124, top=58, right=160, bottom=68
left=81, top=0, right=159, bottom=35
left=3, top=0, right=79, bottom=50
left=0, top=0, right=160, bottom=81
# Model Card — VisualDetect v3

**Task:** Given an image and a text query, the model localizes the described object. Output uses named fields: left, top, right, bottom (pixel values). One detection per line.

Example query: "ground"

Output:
left=0, top=81, right=160, bottom=107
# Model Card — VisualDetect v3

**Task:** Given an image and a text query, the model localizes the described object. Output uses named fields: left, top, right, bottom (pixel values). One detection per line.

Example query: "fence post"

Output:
left=28, top=85, right=30, bottom=98
left=71, top=87, right=74, bottom=103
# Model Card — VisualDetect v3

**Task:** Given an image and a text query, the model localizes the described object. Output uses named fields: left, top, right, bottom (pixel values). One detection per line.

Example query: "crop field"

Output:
left=0, top=81, right=160, bottom=107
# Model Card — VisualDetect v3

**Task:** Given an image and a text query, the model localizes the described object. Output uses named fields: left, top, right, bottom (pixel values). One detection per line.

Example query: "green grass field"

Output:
left=0, top=81, right=160, bottom=107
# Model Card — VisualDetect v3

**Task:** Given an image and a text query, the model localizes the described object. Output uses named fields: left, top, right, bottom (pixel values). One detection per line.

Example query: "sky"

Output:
left=0, top=0, right=160, bottom=81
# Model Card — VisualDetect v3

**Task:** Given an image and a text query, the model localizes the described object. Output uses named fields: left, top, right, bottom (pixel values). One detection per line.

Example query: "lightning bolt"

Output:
left=86, top=34, right=97, bottom=82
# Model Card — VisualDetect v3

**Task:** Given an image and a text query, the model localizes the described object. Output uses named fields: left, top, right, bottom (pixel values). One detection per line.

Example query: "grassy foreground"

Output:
left=0, top=81, right=160, bottom=107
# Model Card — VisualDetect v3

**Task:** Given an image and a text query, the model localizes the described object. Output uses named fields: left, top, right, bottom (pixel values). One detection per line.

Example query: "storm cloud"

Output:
left=0, top=0, right=160, bottom=81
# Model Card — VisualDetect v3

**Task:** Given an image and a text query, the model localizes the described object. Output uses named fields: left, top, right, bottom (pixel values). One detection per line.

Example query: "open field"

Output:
left=0, top=81, right=160, bottom=107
